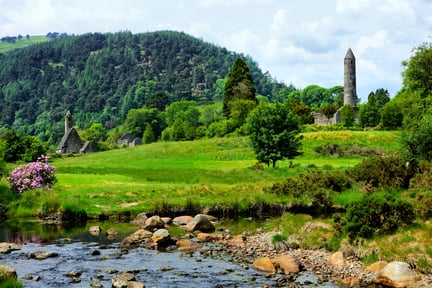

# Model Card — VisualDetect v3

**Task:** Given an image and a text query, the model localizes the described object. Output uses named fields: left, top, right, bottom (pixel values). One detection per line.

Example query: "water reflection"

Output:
left=0, top=219, right=135, bottom=245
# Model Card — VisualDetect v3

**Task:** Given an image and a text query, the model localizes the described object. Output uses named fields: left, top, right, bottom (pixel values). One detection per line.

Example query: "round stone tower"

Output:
left=343, top=48, right=358, bottom=107
left=65, top=110, right=72, bottom=134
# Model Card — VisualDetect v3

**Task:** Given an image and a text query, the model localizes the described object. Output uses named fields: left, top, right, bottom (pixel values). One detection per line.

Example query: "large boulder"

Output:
left=144, top=216, right=165, bottom=232
left=131, top=212, right=148, bottom=227
left=375, top=261, right=421, bottom=288
left=0, top=243, right=22, bottom=254
left=151, top=229, right=171, bottom=246
left=185, top=214, right=215, bottom=233
left=271, top=255, right=300, bottom=274
left=172, top=215, right=193, bottom=226
left=253, top=257, right=276, bottom=273
left=0, top=264, right=17, bottom=282
left=121, top=229, right=153, bottom=249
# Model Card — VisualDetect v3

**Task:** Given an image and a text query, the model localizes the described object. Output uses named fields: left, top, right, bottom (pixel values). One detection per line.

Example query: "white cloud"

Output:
left=0, top=0, right=431, bottom=102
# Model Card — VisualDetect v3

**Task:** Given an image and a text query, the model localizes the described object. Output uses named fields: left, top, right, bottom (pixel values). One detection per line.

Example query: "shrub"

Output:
left=270, top=170, right=351, bottom=197
left=7, top=155, right=57, bottom=194
left=343, top=191, right=414, bottom=241
left=346, top=156, right=417, bottom=190
left=314, top=143, right=383, bottom=157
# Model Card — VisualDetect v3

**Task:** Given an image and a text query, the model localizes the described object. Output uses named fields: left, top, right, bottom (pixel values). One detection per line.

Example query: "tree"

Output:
left=340, top=104, right=356, bottom=128
left=223, top=58, right=257, bottom=117
left=124, top=107, right=166, bottom=139
left=400, top=42, right=432, bottom=160
left=288, top=99, right=313, bottom=125
left=358, top=93, right=380, bottom=128
left=142, top=124, right=155, bottom=144
left=381, top=101, right=403, bottom=130
left=246, top=103, right=302, bottom=168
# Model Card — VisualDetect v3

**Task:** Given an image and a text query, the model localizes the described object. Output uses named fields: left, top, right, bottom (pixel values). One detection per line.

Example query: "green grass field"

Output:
left=0, top=36, right=50, bottom=53
left=21, top=130, right=398, bottom=216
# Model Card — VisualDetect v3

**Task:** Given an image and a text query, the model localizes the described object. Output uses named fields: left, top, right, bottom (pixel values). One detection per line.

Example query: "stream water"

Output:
left=0, top=219, right=342, bottom=287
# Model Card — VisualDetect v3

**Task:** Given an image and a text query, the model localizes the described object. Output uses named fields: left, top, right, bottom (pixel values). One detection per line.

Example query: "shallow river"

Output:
left=0, top=220, right=342, bottom=287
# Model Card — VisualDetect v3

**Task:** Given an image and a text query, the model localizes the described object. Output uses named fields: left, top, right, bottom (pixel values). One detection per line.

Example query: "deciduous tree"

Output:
left=246, top=103, right=302, bottom=168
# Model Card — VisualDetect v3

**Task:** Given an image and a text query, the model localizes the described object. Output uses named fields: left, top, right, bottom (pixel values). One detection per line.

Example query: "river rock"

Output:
left=106, top=228, right=118, bottom=240
left=185, top=214, right=215, bottom=233
left=327, top=251, right=344, bottom=269
left=177, top=239, right=201, bottom=252
left=152, top=229, right=171, bottom=245
left=366, top=261, right=389, bottom=273
left=0, top=264, right=17, bottom=282
left=197, top=232, right=221, bottom=242
left=89, top=226, right=102, bottom=236
left=131, top=212, right=148, bottom=227
left=172, top=215, right=193, bottom=226
left=253, top=257, right=276, bottom=273
left=271, top=255, right=300, bottom=274
left=375, top=261, right=421, bottom=288
left=29, top=251, right=59, bottom=260
left=112, top=272, right=144, bottom=288
left=0, top=242, right=22, bottom=254
left=144, top=215, right=165, bottom=232
left=121, top=229, right=153, bottom=249
left=227, top=235, right=246, bottom=247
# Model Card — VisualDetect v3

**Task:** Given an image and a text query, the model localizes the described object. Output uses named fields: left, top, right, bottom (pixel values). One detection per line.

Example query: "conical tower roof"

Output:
left=345, top=48, right=355, bottom=59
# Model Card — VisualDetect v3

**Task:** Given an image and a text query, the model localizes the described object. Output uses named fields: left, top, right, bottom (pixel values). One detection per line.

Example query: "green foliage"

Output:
left=165, top=100, right=200, bottom=127
left=318, top=104, right=339, bottom=119
left=124, top=107, right=166, bottom=139
left=346, top=156, right=416, bottom=190
left=269, top=170, right=351, bottom=197
left=246, top=103, right=302, bottom=167
left=402, top=111, right=432, bottom=161
left=314, top=143, right=383, bottom=157
left=288, top=99, right=313, bottom=124
left=299, top=85, right=343, bottom=109
left=0, top=31, right=281, bottom=144
left=223, top=58, right=257, bottom=117
left=0, top=279, right=23, bottom=288
left=228, top=99, right=257, bottom=131
left=340, top=104, right=356, bottom=127
left=400, top=42, right=432, bottom=160
left=0, top=129, right=47, bottom=162
left=142, top=124, right=155, bottom=144
left=381, top=101, right=403, bottom=129
left=343, top=191, right=414, bottom=241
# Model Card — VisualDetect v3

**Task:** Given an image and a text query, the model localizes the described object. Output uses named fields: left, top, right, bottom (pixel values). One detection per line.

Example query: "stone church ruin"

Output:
left=56, top=111, right=97, bottom=154
left=312, top=48, right=359, bottom=125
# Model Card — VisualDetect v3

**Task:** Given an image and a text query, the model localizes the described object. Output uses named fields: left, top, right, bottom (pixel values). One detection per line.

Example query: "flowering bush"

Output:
left=7, top=155, right=57, bottom=194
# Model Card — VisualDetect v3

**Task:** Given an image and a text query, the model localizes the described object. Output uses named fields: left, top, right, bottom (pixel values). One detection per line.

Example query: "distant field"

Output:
left=0, top=36, right=50, bottom=53
left=31, top=130, right=401, bottom=216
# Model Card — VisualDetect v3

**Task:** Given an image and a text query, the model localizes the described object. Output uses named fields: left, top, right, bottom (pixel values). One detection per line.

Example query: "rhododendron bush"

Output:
left=7, top=155, right=57, bottom=194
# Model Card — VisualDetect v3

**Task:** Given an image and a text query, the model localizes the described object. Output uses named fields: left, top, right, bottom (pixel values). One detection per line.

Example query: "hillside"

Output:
left=0, top=35, right=51, bottom=53
left=0, top=31, right=283, bottom=143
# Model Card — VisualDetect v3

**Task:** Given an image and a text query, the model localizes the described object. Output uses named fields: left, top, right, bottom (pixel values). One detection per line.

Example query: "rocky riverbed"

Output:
left=1, top=213, right=432, bottom=287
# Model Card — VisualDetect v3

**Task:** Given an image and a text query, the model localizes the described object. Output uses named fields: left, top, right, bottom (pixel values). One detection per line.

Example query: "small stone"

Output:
left=29, top=251, right=59, bottom=260
left=160, top=266, right=174, bottom=271
left=91, top=249, right=101, bottom=256
left=89, top=226, right=102, bottom=236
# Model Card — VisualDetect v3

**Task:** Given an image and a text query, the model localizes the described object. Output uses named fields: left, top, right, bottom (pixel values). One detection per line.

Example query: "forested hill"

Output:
left=0, top=31, right=282, bottom=141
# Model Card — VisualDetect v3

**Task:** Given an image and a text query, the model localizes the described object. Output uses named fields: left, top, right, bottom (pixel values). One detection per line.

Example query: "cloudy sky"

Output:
left=1, top=0, right=431, bottom=102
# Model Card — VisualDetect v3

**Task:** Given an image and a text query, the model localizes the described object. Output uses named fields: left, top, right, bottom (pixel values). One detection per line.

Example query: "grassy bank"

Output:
left=6, top=130, right=400, bottom=216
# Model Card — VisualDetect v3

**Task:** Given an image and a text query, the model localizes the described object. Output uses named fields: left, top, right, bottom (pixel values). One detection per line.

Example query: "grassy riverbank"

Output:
left=8, top=130, right=400, bottom=216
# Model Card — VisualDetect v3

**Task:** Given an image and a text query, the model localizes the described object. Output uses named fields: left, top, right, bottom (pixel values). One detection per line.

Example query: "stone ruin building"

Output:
left=312, top=48, right=359, bottom=124
left=117, top=133, right=142, bottom=148
left=56, top=111, right=97, bottom=154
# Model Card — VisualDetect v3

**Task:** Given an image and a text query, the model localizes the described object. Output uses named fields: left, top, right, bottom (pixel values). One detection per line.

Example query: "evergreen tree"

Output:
left=223, top=58, right=257, bottom=117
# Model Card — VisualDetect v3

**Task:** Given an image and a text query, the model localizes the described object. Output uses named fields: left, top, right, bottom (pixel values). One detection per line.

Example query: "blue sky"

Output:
left=1, top=0, right=431, bottom=102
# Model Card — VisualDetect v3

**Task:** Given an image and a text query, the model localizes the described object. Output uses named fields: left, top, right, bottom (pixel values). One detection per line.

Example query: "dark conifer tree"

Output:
left=223, top=58, right=257, bottom=117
